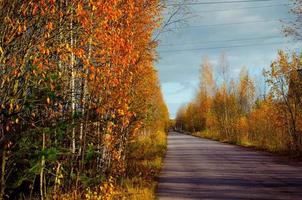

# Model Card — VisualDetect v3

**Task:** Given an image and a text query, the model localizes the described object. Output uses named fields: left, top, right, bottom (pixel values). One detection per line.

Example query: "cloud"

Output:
left=156, top=1, right=300, bottom=118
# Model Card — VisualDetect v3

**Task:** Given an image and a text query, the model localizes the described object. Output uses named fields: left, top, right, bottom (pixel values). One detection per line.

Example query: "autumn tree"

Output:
left=195, top=57, right=215, bottom=131
left=0, top=0, right=168, bottom=199
left=265, top=51, right=302, bottom=152
left=176, top=50, right=302, bottom=156
left=237, top=67, right=255, bottom=114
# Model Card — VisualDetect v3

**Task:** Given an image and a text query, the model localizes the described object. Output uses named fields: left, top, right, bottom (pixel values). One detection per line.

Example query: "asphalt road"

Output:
left=157, top=132, right=302, bottom=200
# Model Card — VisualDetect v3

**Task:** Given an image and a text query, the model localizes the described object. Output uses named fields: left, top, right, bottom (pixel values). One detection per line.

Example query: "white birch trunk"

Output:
left=40, top=133, right=45, bottom=200
left=70, top=8, right=76, bottom=154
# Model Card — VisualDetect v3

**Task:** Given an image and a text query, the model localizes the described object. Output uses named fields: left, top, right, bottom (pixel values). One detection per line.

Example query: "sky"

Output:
left=155, top=0, right=301, bottom=118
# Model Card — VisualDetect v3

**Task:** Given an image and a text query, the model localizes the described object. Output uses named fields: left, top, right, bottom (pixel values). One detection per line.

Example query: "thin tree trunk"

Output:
left=40, top=132, right=45, bottom=200
left=0, top=149, right=6, bottom=200
left=79, top=36, right=91, bottom=157
left=59, top=0, right=63, bottom=70
left=70, top=6, right=76, bottom=154
left=97, top=122, right=101, bottom=171
left=53, top=162, right=61, bottom=199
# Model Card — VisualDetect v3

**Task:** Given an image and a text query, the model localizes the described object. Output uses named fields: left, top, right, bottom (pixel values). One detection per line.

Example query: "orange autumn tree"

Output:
left=76, top=0, right=163, bottom=175
left=176, top=51, right=302, bottom=155
left=265, top=51, right=302, bottom=152
left=0, top=0, right=167, bottom=199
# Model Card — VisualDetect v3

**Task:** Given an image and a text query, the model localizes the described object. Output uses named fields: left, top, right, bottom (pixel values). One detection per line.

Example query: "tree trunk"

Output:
left=40, top=132, right=45, bottom=200
left=0, top=149, right=6, bottom=200
left=70, top=6, right=76, bottom=154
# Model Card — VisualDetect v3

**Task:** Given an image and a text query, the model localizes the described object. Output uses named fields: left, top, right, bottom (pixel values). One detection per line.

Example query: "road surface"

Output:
left=157, top=132, right=302, bottom=200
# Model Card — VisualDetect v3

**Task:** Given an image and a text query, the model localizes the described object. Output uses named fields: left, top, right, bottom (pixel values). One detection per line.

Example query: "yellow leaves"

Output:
left=76, top=3, right=84, bottom=16
left=65, top=43, right=72, bottom=52
left=77, top=3, right=83, bottom=12
left=100, top=177, right=116, bottom=200
left=18, top=25, right=22, bottom=34
left=117, top=109, right=124, bottom=116
left=9, top=102, right=14, bottom=114
left=0, top=1, right=164, bottom=193
left=16, top=104, right=20, bottom=112
left=84, top=188, right=101, bottom=200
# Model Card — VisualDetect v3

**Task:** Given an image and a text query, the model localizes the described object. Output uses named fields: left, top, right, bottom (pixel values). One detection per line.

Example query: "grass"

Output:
left=189, top=130, right=294, bottom=156
left=121, top=130, right=167, bottom=200
left=78, top=130, right=167, bottom=200
left=191, top=130, right=220, bottom=141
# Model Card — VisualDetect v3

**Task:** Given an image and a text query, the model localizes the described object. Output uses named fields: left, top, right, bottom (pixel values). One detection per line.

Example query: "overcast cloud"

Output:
left=155, top=0, right=301, bottom=118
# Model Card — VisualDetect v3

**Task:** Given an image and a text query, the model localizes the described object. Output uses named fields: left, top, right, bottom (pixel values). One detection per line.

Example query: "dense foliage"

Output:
left=0, top=0, right=169, bottom=199
left=176, top=51, right=302, bottom=154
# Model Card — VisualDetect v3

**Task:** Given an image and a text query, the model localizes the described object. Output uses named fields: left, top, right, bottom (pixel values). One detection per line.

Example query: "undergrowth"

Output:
left=82, top=130, right=167, bottom=200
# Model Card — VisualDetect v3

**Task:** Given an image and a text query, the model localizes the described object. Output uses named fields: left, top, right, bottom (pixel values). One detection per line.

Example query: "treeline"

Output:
left=176, top=51, right=302, bottom=154
left=0, top=0, right=169, bottom=199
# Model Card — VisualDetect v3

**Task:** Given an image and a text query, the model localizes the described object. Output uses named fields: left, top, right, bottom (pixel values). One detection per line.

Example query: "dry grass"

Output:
left=190, top=130, right=289, bottom=155
left=68, top=130, right=167, bottom=200
left=121, top=130, right=167, bottom=200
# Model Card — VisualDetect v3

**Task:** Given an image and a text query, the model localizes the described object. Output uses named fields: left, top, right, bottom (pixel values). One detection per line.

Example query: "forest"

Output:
left=0, top=0, right=169, bottom=199
left=175, top=0, right=302, bottom=156
left=2, top=0, right=302, bottom=199
left=175, top=51, right=302, bottom=154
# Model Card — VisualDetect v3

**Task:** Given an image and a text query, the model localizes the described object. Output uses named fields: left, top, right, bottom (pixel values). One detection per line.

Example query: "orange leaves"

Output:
left=111, top=77, right=119, bottom=87
left=76, top=3, right=84, bottom=16
left=46, top=22, right=53, bottom=30
left=89, top=73, right=95, bottom=81
left=0, top=0, right=168, bottom=196
left=38, top=42, right=50, bottom=56
left=89, top=66, right=95, bottom=72
left=75, top=49, right=85, bottom=58
left=32, top=4, right=38, bottom=15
